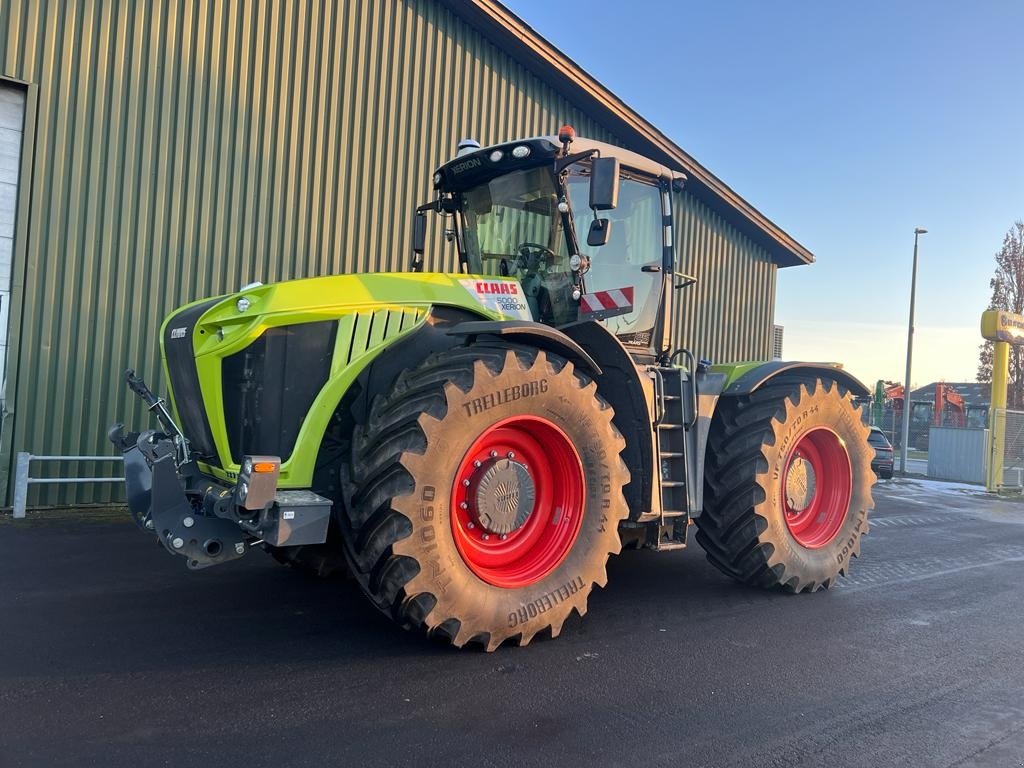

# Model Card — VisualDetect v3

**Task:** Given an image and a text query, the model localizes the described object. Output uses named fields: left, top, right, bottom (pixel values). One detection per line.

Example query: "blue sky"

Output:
left=510, top=0, right=1023, bottom=387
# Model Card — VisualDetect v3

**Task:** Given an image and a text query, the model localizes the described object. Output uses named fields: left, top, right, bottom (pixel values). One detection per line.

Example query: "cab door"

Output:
left=566, top=167, right=667, bottom=350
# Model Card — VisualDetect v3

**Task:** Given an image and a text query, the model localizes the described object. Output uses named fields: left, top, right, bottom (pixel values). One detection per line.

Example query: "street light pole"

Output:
left=900, top=227, right=927, bottom=475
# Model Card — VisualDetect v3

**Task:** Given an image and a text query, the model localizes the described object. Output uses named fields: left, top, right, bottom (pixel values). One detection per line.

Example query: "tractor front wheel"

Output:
left=341, top=345, right=630, bottom=649
left=697, top=376, right=874, bottom=592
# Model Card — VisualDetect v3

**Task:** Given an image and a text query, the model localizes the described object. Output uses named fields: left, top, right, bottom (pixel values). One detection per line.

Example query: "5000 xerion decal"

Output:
left=459, top=279, right=532, bottom=321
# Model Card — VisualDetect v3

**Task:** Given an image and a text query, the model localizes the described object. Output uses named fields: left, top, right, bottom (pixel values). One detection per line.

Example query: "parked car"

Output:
left=868, top=427, right=894, bottom=479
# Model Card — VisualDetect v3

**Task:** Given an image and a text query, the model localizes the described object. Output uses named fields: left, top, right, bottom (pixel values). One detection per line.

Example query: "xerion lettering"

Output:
left=452, top=157, right=482, bottom=174
left=462, top=379, right=549, bottom=417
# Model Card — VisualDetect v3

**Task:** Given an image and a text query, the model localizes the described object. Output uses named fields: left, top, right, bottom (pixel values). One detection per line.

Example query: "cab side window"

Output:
left=567, top=169, right=663, bottom=344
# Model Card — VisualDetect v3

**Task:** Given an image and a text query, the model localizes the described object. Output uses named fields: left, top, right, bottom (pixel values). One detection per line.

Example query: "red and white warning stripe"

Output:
left=580, top=286, right=634, bottom=315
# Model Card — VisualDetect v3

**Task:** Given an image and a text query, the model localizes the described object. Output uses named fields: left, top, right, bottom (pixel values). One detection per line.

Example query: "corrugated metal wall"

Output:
left=0, top=0, right=775, bottom=505
left=927, top=427, right=987, bottom=484
left=673, top=192, right=776, bottom=364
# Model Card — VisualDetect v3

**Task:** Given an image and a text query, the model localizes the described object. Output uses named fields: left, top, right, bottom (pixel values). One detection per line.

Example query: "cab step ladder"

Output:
left=647, top=366, right=695, bottom=551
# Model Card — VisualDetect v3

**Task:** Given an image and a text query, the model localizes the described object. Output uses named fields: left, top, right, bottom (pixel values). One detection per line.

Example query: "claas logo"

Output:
left=475, top=281, right=519, bottom=295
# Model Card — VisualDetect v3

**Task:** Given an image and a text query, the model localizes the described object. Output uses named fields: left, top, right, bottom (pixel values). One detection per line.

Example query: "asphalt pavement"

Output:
left=2, top=479, right=1024, bottom=767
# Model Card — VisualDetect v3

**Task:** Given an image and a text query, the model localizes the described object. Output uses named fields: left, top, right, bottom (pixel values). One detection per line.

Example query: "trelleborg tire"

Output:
left=696, top=376, right=874, bottom=592
left=341, top=345, right=630, bottom=650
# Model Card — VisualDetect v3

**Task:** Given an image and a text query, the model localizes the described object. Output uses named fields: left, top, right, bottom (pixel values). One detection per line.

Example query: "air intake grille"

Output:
left=222, top=321, right=338, bottom=464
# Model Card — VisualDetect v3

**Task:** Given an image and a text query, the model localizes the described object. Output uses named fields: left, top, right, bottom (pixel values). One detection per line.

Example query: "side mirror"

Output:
left=412, top=212, right=427, bottom=255
left=587, top=218, right=612, bottom=247
left=590, top=157, right=620, bottom=211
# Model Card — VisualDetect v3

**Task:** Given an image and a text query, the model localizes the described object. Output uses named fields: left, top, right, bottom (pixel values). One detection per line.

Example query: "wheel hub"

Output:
left=471, top=458, right=535, bottom=535
left=450, top=416, right=586, bottom=588
left=785, top=454, right=817, bottom=512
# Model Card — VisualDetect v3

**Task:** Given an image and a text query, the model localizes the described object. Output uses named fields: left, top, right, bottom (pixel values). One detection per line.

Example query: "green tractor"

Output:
left=109, top=126, right=874, bottom=650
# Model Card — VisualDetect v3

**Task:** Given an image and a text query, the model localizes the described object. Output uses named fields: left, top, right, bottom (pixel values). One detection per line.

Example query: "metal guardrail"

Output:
left=13, top=453, right=124, bottom=519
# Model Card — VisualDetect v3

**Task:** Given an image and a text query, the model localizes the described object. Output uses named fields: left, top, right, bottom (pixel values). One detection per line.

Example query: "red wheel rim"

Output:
left=781, top=428, right=852, bottom=548
left=450, top=416, right=585, bottom=588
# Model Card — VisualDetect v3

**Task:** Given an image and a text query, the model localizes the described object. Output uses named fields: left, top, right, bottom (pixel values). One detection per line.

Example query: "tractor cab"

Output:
left=414, top=128, right=686, bottom=356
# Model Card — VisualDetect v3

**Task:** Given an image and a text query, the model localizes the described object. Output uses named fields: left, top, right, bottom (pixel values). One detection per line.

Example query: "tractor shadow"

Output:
left=1, top=517, right=804, bottom=676
left=0, top=518, right=439, bottom=679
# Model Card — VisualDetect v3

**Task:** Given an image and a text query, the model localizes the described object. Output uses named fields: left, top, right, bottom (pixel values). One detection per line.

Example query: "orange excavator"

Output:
left=870, top=381, right=906, bottom=446
left=873, top=380, right=966, bottom=449
left=935, top=382, right=966, bottom=427
left=885, top=382, right=905, bottom=409
left=872, top=381, right=905, bottom=422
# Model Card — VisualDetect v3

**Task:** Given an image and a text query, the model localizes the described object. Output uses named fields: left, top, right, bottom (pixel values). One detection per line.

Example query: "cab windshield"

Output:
left=460, top=166, right=577, bottom=324
left=459, top=162, right=664, bottom=342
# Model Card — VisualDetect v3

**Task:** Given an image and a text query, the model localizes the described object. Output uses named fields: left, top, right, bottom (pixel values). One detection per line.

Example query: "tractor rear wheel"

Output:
left=697, top=376, right=874, bottom=592
left=341, top=345, right=629, bottom=650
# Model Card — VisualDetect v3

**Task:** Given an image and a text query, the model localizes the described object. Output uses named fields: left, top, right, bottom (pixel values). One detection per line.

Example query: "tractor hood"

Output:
left=171, top=272, right=532, bottom=359
left=157, top=272, right=529, bottom=486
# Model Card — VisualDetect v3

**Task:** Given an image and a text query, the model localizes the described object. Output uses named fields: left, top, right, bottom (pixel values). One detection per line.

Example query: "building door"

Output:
left=0, top=82, right=26, bottom=406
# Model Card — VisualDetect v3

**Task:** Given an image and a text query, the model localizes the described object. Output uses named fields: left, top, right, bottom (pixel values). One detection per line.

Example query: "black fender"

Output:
left=560, top=321, right=656, bottom=521
left=445, top=320, right=603, bottom=378
left=722, top=361, right=871, bottom=399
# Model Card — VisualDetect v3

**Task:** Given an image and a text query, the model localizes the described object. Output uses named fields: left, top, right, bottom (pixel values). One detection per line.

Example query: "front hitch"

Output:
left=109, top=425, right=248, bottom=569
left=110, top=370, right=332, bottom=570
left=148, top=448, right=249, bottom=569
left=109, top=369, right=250, bottom=569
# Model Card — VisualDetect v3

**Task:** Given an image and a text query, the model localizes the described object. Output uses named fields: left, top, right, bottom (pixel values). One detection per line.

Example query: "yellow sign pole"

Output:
left=981, top=309, right=1023, bottom=492
left=987, top=341, right=1009, bottom=492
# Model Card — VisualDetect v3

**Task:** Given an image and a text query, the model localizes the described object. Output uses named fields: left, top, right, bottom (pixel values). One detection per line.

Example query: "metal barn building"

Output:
left=0, top=0, right=813, bottom=505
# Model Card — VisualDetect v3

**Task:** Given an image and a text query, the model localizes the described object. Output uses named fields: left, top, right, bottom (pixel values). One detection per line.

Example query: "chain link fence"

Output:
left=858, top=402, right=990, bottom=453
left=862, top=408, right=940, bottom=451
left=994, top=409, right=1024, bottom=489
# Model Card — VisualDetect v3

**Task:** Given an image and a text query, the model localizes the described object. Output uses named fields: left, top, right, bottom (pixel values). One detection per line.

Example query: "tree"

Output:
left=978, top=221, right=1024, bottom=407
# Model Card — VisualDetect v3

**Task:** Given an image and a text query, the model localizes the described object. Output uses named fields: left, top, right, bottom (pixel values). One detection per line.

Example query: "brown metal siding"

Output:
left=0, top=0, right=777, bottom=505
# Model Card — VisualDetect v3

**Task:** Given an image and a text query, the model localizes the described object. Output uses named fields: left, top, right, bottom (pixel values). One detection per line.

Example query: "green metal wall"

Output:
left=0, top=0, right=775, bottom=505
left=673, top=192, right=776, bottom=364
